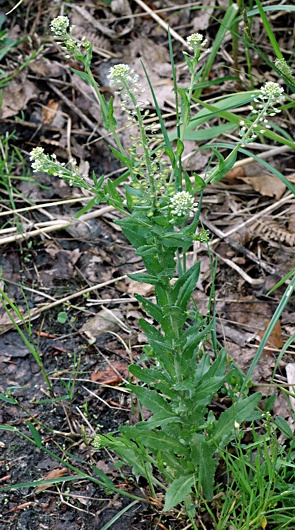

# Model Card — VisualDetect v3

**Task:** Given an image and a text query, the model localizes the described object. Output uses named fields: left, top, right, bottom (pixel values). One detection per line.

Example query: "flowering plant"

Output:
left=30, top=17, right=288, bottom=516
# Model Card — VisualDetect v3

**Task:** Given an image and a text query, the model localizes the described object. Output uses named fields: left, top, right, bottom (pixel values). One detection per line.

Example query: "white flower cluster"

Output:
left=258, top=81, right=284, bottom=104
left=92, top=435, right=103, bottom=449
left=108, top=64, right=142, bottom=105
left=239, top=81, right=284, bottom=140
left=30, top=147, right=81, bottom=186
left=50, top=16, right=90, bottom=58
left=170, top=191, right=198, bottom=218
left=186, top=33, right=207, bottom=53
left=50, top=16, right=70, bottom=37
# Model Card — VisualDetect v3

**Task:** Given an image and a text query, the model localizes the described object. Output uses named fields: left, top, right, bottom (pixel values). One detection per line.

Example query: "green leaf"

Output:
left=109, top=146, right=133, bottom=169
left=128, top=273, right=159, bottom=285
left=129, top=384, right=174, bottom=416
left=164, top=475, right=195, bottom=511
left=134, top=294, right=169, bottom=331
left=171, top=261, right=200, bottom=309
left=211, top=393, right=262, bottom=448
left=264, top=393, right=277, bottom=413
left=0, top=393, right=17, bottom=404
left=275, top=416, right=293, bottom=439
left=124, top=427, right=185, bottom=453
left=26, top=421, right=42, bottom=448
left=57, top=312, right=67, bottom=324
left=129, top=365, right=171, bottom=386
left=193, top=173, right=206, bottom=193
left=71, top=68, right=92, bottom=84
left=198, top=441, right=215, bottom=500
left=0, top=475, right=82, bottom=492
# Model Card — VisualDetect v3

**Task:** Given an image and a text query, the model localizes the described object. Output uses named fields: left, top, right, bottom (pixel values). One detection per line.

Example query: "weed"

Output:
left=1, top=5, right=295, bottom=528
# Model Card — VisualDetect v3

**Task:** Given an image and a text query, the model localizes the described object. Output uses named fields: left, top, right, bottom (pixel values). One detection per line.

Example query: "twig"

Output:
left=133, top=0, right=189, bottom=49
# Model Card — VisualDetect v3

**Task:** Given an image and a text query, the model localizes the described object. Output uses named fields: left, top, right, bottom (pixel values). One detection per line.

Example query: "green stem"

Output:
left=85, top=66, right=127, bottom=158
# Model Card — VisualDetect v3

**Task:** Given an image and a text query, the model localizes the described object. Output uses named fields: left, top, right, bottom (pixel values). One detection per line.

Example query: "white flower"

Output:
left=259, top=82, right=284, bottom=103
left=108, top=64, right=139, bottom=89
left=50, top=16, right=70, bottom=37
left=92, top=435, right=103, bottom=449
left=170, top=191, right=198, bottom=218
left=186, top=33, right=207, bottom=52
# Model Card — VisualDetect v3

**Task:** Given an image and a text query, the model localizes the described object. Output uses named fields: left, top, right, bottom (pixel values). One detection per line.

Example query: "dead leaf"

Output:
left=237, top=173, right=286, bottom=200
left=35, top=468, right=68, bottom=494
left=90, top=360, right=129, bottom=383
left=42, top=99, right=59, bottom=125
left=224, top=166, right=245, bottom=184
left=1, top=74, right=38, bottom=119
left=256, top=320, right=283, bottom=355
left=125, top=278, right=154, bottom=297
left=81, top=309, right=125, bottom=341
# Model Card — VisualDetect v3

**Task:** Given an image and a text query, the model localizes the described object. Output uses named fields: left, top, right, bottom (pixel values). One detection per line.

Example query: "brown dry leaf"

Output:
left=90, top=360, right=129, bottom=383
left=81, top=309, right=125, bottom=341
left=35, top=468, right=68, bottom=494
left=125, top=278, right=154, bottom=297
left=237, top=173, right=286, bottom=200
left=224, top=166, right=245, bottom=184
left=42, top=99, right=59, bottom=125
left=256, top=320, right=283, bottom=356
left=1, top=74, right=38, bottom=118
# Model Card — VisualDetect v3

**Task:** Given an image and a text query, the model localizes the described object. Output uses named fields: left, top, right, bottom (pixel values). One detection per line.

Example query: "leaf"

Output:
left=275, top=416, right=293, bottom=439
left=35, top=468, right=68, bottom=494
left=211, top=393, right=262, bottom=448
left=171, top=261, right=201, bottom=309
left=109, top=146, right=133, bottom=169
left=124, top=427, right=185, bottom=453
left=256, top=320, right=283, bottom=355
left=26, top=421, right=42, bottom=448
left=134, top=294, right=166, bottom=330
left=164, top=475, right=195, bottom=511
left=129, top=384, right=174, bottom=416
left=0, top=393, right=17, bottom=404
left=198, top=442, right=215, bottom=500
left=129, top=364, right=171, bottom=385
left=41, top=99, right=59, bottom=125
left=128, top=273, right=159, bottom=285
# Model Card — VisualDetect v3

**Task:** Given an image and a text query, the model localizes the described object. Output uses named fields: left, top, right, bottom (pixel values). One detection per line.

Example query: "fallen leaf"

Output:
left=81, top=309, right=127, bottom=342
left=35, top=468, right=68, bottom=494
left=42, top=99, right=59, bottom=125
left=256, top=320, right=283, bottom=355
left=224, top=166, right=245, bottom=184
left=237, top=173, right=286, bottom=200
left=90, top=360, right=129, bottom=383
left=1, top=74, right=38, bottom=118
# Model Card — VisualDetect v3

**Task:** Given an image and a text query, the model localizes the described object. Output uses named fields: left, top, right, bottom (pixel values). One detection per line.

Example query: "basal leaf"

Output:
left=164, top=475, right=195, bottom=511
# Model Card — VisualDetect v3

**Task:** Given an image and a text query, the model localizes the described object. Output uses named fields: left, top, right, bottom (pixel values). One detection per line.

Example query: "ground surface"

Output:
left=0, top=1, right=295, bottom=529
